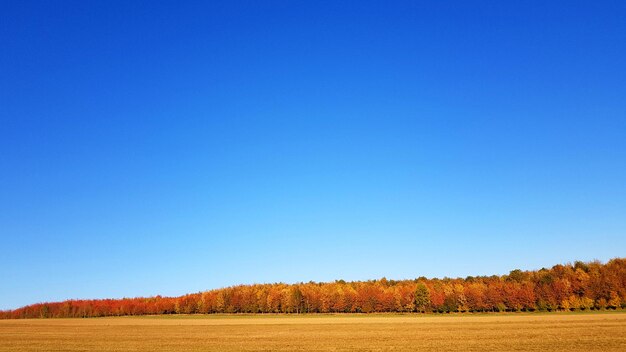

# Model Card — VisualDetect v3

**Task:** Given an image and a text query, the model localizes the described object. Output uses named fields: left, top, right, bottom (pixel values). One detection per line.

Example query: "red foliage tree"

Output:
left=2, top=259, right=625, bottom=319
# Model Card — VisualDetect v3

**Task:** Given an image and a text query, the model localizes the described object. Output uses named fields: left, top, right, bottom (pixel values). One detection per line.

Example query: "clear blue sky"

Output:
left=1, top=1, right=625, bottom=310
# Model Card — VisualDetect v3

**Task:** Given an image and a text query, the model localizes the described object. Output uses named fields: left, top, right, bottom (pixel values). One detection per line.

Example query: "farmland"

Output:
left=1, top=312, right=625, bottom=351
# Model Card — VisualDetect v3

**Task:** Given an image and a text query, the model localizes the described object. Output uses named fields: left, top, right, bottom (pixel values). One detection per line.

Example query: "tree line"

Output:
left=2, top=258, right=625, bottom=319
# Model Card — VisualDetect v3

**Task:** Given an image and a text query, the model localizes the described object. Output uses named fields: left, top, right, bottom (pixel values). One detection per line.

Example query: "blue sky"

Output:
left=1, top=1, right=625, bottom=310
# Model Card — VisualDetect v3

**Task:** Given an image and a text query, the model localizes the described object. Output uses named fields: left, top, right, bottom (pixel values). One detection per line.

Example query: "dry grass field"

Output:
left=1, top=312, right=625, bottom=351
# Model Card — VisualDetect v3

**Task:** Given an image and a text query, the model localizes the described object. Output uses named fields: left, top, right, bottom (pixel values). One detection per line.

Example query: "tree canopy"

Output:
left=2, top=258, right=625, bottom=319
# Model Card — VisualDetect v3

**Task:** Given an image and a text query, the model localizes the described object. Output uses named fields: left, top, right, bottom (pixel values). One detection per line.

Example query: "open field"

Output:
left=1, top=312, right=625, bottom=351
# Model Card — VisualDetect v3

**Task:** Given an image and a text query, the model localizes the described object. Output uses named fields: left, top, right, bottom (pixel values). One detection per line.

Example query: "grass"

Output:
left=1, top=311, right=625, bottom=351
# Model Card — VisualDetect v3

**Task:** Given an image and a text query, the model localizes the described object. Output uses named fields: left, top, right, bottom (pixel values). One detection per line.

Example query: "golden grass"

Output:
left=1, top=312, right=625, bottom=351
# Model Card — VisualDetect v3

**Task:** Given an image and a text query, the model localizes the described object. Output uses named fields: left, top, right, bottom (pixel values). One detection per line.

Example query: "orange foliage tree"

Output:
left=2, top=258, right=625, bottom=319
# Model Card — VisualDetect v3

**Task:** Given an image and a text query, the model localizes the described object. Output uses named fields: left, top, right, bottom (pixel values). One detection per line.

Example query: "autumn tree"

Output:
left=3, top=259, right=625, bottom=319
left=414, top=283, right=430, bottom=312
